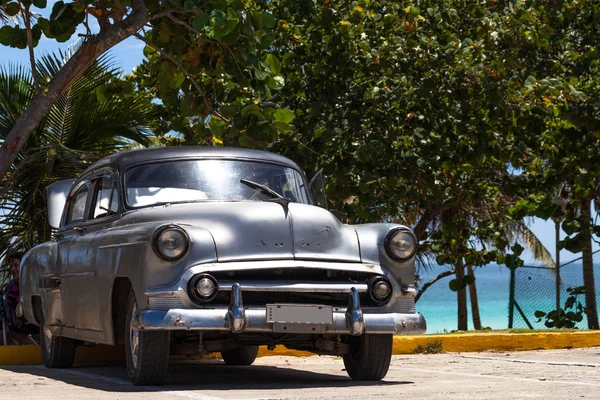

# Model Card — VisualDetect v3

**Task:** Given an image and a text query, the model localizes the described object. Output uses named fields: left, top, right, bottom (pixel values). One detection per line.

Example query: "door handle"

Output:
left=73, top=226, right=85, bottom=233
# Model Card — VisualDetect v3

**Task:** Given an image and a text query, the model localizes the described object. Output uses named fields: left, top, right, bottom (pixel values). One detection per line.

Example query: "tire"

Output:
left=39, top=306, right=77, bottom=368
left=342, top=334, right=393, bottom=381
left=221, top=345, right=259, bottom=366
left=125, top=289, right=170, bottom=386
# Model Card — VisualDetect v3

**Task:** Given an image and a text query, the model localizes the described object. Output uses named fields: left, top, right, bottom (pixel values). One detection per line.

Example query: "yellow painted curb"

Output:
left=1, top=331, right=599, bottom=365
left=391, top=331, right=600, bottom=354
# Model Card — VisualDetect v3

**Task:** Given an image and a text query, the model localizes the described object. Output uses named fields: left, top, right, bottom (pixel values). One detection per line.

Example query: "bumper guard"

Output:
left=135, top=284, right=426, bottom=335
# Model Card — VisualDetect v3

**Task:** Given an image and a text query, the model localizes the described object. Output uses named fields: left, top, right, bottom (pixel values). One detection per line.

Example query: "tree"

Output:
left=504, top=1, right=600, bottom=329
left=0, top=51, right=157, bottom=264
left=0, top=0, right=289, bottom=184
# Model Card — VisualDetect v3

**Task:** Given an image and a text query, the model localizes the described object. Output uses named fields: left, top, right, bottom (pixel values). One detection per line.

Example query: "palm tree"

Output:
left=0, top=50, right=157, bottom=268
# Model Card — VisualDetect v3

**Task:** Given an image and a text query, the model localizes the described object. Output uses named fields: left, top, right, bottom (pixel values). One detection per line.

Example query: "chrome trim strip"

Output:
left=58, top=271, right=95, bottom=278
left=184, top=260, right=384, bottom=279
left=98, top=242, right=147, bottom=249
left=216, top=280, right=369, bottom=293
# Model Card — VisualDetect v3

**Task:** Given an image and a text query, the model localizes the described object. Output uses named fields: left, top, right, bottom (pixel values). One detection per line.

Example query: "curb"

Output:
left=1, top=331, right=599, bottom=365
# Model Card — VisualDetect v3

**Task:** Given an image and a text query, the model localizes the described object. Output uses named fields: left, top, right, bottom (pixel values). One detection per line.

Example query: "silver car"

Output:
left=19, top=147, right=426, bottom=385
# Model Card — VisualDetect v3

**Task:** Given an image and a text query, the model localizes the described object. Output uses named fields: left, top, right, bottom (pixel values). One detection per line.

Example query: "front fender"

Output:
left=353, top=223, right=416, bottom=287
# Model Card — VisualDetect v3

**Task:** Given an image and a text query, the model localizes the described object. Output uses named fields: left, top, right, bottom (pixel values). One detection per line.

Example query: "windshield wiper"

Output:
left=240, top=179, right=292, bottom=210
left=240, top=179, right=283, bottom=199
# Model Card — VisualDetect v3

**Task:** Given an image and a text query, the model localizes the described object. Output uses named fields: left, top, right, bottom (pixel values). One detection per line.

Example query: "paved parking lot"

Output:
left=0, top=348, right=598, bottom=399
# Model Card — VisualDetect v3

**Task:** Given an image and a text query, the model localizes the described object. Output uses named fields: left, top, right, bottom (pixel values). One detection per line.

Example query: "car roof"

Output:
left=82, top=146, right=303, bottom=176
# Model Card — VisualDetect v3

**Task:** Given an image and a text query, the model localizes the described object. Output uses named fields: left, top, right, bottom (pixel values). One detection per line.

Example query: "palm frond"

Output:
left=504, top=219, right=555, bottom=268
left=1, top=50, right=158, bottom=257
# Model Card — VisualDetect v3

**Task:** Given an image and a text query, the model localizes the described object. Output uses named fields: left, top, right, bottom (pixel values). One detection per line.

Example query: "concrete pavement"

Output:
left=0, top=348, right=598, bottom=399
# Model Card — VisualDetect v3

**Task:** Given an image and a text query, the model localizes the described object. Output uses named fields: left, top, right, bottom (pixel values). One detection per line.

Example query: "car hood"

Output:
left=122, top=202, right=361, bottom=263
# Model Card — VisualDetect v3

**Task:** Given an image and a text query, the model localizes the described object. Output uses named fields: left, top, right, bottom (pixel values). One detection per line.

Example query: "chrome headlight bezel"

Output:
left=384, top=228, right=418, bottom=261
left=188, top=273, right=219, bottom=303
left=152, top=225, right=189, bottom=261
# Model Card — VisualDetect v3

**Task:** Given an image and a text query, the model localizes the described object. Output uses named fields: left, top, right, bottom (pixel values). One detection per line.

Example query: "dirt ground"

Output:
left=0, top=347, right=599, bottom=399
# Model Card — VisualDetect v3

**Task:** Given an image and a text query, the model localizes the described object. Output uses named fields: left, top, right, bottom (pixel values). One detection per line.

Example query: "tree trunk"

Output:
left=554, top=218, right=561, bottom=312
left=0, top=2, right=150, bottom=182
left=466, top=265, right=481, bottom=330
left=456, top=258, right=468, bottom=331
left=580, top=198, right=599, bottom=329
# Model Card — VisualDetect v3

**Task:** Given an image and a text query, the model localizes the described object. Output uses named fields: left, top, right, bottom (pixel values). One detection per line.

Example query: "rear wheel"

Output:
left=221, top=345, right=259, bottom=366
left=39, top=307, right=77, bottom=368
left=125, top=289, right=170, bottom=385
left=343, top=334, right=393, bottom=381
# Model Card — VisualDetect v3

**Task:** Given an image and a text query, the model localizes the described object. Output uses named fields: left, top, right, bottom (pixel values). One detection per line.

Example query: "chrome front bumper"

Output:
left=135, top=284, right=427, bottom=335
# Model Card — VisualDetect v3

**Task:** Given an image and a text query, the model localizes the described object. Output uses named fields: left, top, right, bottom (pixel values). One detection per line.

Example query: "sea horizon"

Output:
left=415, top=261, right=600, bottom=333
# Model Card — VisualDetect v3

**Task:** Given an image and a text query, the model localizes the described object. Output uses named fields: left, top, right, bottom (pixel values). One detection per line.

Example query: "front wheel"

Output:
left=39, top=305, right=77, bottom=368
left=125, top=289, right=170, bottom=385
left=221, top=345, right=259, bottom=365
left=342, top=334, right=393, bottom=381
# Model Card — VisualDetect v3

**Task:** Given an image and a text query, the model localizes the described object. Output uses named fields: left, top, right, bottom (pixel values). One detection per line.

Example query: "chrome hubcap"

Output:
left=129, top=303, right=139, bottom=369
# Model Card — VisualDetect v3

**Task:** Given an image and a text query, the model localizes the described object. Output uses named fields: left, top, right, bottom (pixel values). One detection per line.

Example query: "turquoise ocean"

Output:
left=415, top=262, right=600, bottom=333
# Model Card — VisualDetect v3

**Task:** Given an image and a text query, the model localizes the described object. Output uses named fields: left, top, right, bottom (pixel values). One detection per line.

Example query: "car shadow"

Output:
left=1, top=359, right=413, bottom=392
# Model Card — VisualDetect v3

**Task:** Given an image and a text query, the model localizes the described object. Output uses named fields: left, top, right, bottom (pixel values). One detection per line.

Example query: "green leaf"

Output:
left=220, top=24, right=240, bottom=44
left=96, top=84, right=107, bottom=102
left=264, top=54, right=281, bottom=74
left=168, top=72, right=185, bottom=90
left=180, top=95, right=195, bottom=116
left=524, top=76, right=537, bottom=90
left=144, top=0, right=159, bottom=13
left=0, top=26, right=15, bottom=46
left=143, top=45, right=156, bottom=58
left=448, top=279, right=459, bottom=292
left=534, top=310, right=546, bottom=318
left=241, top=104, right=261, bottom=118
left=192, top=12, right=209, bottom=31
left=0, top=25, right=26, bottom=48
left=4, top=2, right=20, bottom=16
left=184, top=0, right=195, bottom=10
left=219, top=105, right=238, bottom=118
left=314, top=127, right=326, bottom=138
left=157, top=21, right=170, bottom=43
left=210, top=7, right=239, bottom=38
left=73, top=1, right=85, bottom=13
left=267, top=75, right=285, bottom=90
left=462, top=275, right=475, bottom=285
left=251, top=11, right=263, bottom=30
left=213, top=0, right=226, bottom=12
left=262, top=12, right=275, bottom=29
left=273, top=108, right=294, bottom=123
left=271, top=121, right=293, bottom=133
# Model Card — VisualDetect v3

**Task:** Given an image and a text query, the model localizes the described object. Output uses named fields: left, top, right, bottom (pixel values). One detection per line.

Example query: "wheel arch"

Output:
left=111, top=277, right=133, bottom=345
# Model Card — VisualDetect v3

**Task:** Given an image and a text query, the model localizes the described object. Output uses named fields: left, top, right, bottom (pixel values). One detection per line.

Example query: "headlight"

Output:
left=385, top=228, right=417, bottom=261
left=153, top=225, right=189, bottom=261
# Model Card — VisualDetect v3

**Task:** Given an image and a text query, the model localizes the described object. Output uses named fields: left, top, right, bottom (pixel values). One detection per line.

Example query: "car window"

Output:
left=92, top=175, right=119, bottom=219
left=125, top=159, right=310, bottom=208
left=65, top=185, right=89, bottom=225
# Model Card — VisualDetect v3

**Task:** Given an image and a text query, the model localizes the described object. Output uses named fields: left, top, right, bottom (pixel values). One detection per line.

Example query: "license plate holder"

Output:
left=266, top=304, right=333, bottom=324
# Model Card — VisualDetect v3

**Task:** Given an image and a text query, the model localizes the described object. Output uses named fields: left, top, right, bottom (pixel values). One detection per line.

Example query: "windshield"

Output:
left=125, top=159, right=310, bottom=208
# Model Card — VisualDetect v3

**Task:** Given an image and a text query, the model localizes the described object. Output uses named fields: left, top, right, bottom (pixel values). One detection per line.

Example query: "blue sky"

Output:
left=1, top=6, right=598, bottom=265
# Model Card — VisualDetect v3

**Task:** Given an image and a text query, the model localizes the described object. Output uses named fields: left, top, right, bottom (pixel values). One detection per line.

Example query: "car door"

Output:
left=82, top=170, right=122, bottom=341
left=59, top=170, right=122, bottom=338
left=57, top=178, right=100, bottom=334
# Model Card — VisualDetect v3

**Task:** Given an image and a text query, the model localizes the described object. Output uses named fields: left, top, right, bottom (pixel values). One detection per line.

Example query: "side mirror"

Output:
left=46, top=178, right=76, bottom=229
left=330, top=210, right=348, bottom=224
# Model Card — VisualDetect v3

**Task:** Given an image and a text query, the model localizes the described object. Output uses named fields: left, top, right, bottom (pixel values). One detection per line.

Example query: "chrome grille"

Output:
left=149, top=297, right=185, bottom=310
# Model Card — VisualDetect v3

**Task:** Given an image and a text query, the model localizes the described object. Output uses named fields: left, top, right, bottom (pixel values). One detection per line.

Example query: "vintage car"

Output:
left=19, top=146, right=426, bottom=385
